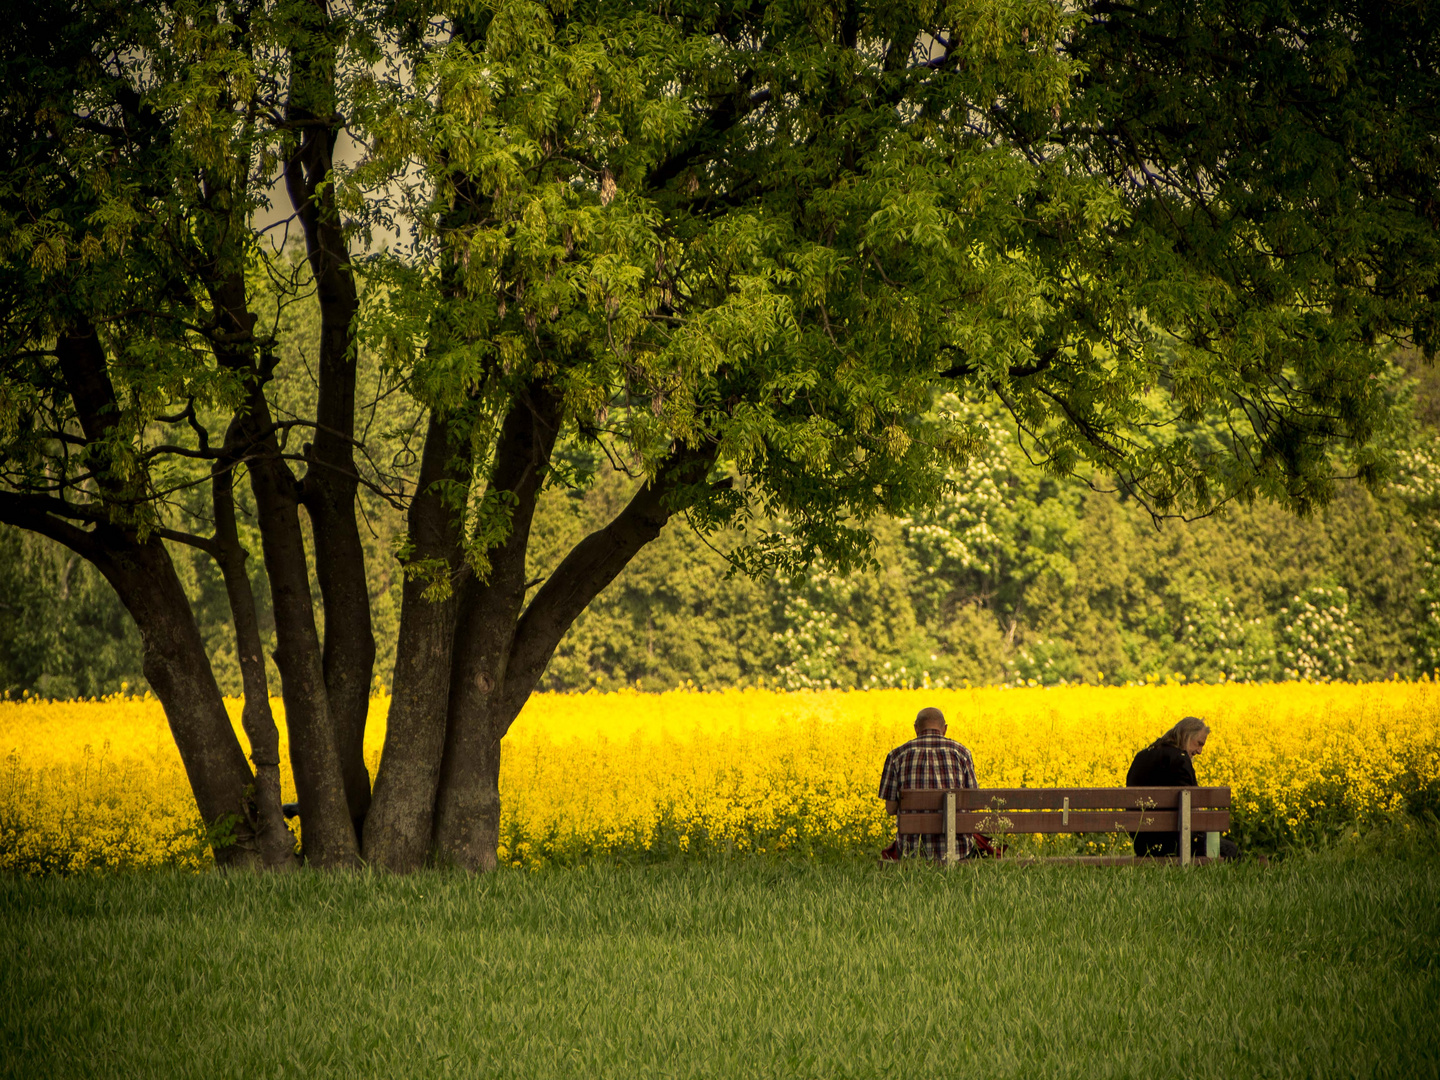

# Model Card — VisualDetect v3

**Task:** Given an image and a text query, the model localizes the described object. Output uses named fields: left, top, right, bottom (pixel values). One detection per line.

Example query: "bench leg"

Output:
left=1180, top=790, right=1192, bottom=867
left=1206, top=831, right=1220, bottom=860
left=944, top=791, right=958, bottom=867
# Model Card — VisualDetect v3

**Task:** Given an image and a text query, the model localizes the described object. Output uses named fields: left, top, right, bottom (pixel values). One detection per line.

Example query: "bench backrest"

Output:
left=897, top=787, right=1231, bottom=835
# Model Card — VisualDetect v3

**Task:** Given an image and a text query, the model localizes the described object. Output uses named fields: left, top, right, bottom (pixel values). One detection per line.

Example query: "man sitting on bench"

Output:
left=879, top=706, right=978, bottom=860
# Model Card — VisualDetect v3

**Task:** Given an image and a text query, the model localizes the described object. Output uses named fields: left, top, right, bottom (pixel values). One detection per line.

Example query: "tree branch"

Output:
left=496, top=441, right=721, bottom=724
left=0, top=491, right=105, bottom=561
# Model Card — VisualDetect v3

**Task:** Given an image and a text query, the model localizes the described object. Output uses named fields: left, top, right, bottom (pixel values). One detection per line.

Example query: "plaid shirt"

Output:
left=879, top=732, right=979, bottom=859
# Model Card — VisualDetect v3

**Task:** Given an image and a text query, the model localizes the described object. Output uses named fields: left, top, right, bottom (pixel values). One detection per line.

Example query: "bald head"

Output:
left=915, top=707, right=946, bottom=734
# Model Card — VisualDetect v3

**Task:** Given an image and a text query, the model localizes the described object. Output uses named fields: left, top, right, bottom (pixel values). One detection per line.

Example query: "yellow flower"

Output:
left=1, top=682, right=1437, bottom=871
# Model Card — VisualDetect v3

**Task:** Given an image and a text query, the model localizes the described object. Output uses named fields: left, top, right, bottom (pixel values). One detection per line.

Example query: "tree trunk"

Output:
left=363, top=133, right=493, bottom=866
left=364, top=413, right=469, bottom=870
left=434, top=715, right=505, bottom=873
left=38, top=325, right=266, bottom=868
left=241, top=393, right=360, bottom=868
left=97, top=532, right=269, bottom=870
left=307, top=478, right=374, bottom=842
left=212, top=435, right=298, bottom=870
left=433, top=442, right=719, bottom=870
left=432, top=386, right=562, bottom=867
left=284, top=0, right=375, bottom=840
left=207, top=274, right=359, bottom=869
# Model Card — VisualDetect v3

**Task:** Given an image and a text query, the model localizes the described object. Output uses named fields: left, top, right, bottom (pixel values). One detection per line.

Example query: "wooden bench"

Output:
left=897, top=786, right=1232, bottom=865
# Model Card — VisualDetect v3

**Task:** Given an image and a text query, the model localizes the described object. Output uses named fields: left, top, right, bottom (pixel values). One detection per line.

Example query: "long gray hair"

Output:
left=1156, top=716, right=1210, bottom=754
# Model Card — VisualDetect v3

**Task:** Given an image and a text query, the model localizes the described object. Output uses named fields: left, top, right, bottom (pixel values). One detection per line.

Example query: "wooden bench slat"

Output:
left=897, top=809, right=1230, bottom=834
left=989, top=855, right=1222, bottom=866
left=898, top=787, right=1230, bottom=811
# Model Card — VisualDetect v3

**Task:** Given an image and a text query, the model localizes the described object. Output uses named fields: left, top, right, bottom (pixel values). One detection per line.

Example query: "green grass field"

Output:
left=3, top=850, right=1438, bottom=1080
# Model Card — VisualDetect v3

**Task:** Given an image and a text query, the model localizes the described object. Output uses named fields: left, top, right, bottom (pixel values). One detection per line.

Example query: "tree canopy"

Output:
left=1, top=0, right=1436, bottom=870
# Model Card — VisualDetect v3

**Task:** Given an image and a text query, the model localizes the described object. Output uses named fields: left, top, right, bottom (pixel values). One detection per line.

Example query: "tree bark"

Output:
left=432, top=385, right=563, bottom=867
left=284, top=0, right=375, bottom=840
left=95, top=530, right=269, bottom=870
left=432, top=440, right=719, bottom=870
left=239, top=384, right=359, bottom=867
left=212, top=426, right=298, bottom=870
left=364, top=412, right=470, bottom=870
left=209, top=276, right=359, bottom=869
left=2, top=328, right=267, bottom=867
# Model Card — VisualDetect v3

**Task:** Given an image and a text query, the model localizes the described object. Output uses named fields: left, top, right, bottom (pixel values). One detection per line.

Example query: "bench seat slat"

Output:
left=898, top=809, right=1230, bottom=834
left=898, top=787, right=1231, bottom=812
left=990, top=855, right=1222, bottom=866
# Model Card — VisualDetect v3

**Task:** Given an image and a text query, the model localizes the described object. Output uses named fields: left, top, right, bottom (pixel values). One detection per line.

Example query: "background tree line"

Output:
left=5, top=342, right=1434, bottom=700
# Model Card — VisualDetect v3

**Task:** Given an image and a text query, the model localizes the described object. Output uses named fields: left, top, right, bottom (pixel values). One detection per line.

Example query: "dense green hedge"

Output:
left=3, top=361, right=1436, bottom=698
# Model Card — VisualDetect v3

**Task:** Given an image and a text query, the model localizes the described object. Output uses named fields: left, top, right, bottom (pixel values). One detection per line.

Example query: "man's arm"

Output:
left=879, top=750, right=898, bottom=815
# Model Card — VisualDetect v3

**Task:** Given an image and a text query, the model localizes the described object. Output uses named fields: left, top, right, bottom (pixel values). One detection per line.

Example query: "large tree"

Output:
left=1, top=0, right=1435, bottom=870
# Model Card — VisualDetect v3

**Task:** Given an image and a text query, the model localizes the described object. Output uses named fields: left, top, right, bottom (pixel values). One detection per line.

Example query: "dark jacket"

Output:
left=1125, top=742, right=1201, bottom=857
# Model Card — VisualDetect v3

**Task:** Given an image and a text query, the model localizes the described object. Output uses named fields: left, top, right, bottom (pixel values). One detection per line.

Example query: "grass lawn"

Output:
left=2, top=850, right=1437, bottom=1080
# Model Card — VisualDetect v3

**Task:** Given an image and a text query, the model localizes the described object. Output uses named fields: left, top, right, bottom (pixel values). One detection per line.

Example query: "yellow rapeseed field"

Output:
left=1, top=682, right=1436, bottom=872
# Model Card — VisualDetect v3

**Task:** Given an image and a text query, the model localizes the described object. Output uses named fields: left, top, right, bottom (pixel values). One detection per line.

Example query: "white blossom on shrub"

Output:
left=773, top=592, right=847, bottom=690
left=1179, top=594, right=1275, bottom=682
left=1393, top=444, right=1440, bottom=674
left=1277, top=586, right=1358, bottom=682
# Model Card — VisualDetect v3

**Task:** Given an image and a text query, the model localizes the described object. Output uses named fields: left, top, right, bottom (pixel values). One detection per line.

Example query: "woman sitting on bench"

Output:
left=1126, top=716, right=1241, bottom=860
